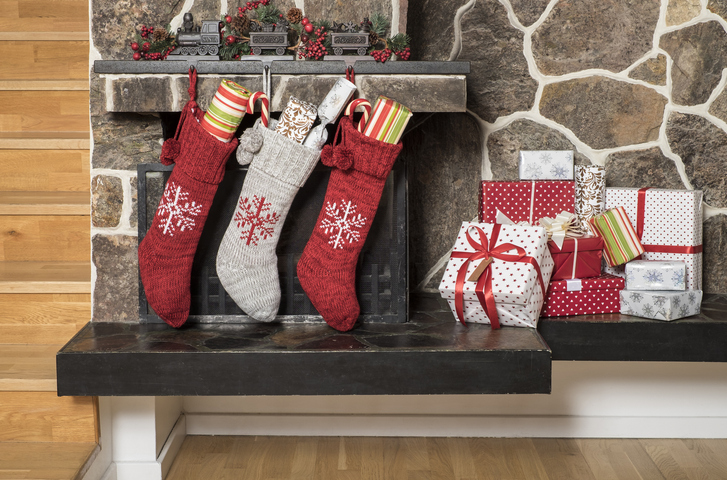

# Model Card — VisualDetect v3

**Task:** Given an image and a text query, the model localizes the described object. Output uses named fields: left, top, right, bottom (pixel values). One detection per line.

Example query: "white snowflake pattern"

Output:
left=319, top=199, right=367, bottom=249
left=551, top=165, right=569, bottom=179
left=626, top=270, right=636, bottom=285
left=523, top=162, right=543, bottom=179
left=539, top=152, right=553, bottom=165
left=642, top=303, right=654, bottom=316
left=643, top=270, right=664, bottom=284
left=671, top=270, right=685, bottom=287
left=678, top=305, right=689, bottom=318
left=235, top=195, right=280, bottom=246
left=630, top=292, right=643, bottom=302
left=156, top=181, right=203, bottom=236
left=653, top=296, right=667, bottom=307
left=688, top=292, right=697, bottom=304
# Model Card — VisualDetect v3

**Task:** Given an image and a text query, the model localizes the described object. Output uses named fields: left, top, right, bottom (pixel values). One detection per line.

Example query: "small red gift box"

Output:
left=540, top=274, right=624, bottom=317
left=480, top=180, right=575, bottom=224
left=548, top=236, right=604, bottom=281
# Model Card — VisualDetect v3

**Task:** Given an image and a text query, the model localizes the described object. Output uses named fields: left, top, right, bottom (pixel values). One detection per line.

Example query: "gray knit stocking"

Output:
left=216, top=122, right=320, bottom=321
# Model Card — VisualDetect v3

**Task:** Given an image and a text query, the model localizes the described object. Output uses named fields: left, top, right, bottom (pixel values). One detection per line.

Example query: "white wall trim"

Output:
left=158, top=415, right=187, bottom=479
left=185, top=413, right=727, bottom=439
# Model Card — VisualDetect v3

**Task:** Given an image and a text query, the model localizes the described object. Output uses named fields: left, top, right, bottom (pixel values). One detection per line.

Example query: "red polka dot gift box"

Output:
left=604, top=188, right=703, bottom=290
left=479, top=180, right=575, bottom=224
left=540, top=274, right=625, bottom=317
left=438, top=222, right=554, bottom=329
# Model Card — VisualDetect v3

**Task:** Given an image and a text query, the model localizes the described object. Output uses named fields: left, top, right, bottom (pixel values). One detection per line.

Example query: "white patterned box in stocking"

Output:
left=438, top=222, right=554, bottom=328
left=620, top=289, right=702, bottom=321
left=604, top=188, right=703, bottom=289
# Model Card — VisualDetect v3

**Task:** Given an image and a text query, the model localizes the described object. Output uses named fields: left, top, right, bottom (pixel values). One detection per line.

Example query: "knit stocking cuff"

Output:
left=174, top=101, right=239, bottom=185
left=342, top=117, right=403, bottom=179
left=249, top=125, right=321, bottom=188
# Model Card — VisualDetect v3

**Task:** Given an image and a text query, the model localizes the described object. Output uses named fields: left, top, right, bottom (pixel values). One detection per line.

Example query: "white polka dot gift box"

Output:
left=518, top=150, right=574, bottom=180
left=479, top=180, right=575, bottom=224
left=438, top=222, right=554, bottom=329
left=619, top=289, right=702, bottom=322
left=624, top=259, right=686, bottom=291
left=540, top=274, right=624, bottom=317
left=604, top=188, right=703, bottom=289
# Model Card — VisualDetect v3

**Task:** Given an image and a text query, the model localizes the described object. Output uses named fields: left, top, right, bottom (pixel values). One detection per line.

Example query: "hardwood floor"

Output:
left=166, top=436, right=727, bottom=480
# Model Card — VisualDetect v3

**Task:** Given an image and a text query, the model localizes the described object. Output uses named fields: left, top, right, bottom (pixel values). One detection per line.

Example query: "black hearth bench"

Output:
left=55, top=293, right=727, bottom=397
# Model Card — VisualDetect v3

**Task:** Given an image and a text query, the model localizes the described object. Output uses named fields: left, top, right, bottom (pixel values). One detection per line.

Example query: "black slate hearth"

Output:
left=56, top=294, right=727, bottom=397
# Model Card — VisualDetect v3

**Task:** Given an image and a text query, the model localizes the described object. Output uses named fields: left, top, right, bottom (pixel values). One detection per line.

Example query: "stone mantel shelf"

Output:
left=55, top=294, right=727, bottom=397
left=94, top=61, right=469, bottom=113
left=94, top=60, right=470, bottom=75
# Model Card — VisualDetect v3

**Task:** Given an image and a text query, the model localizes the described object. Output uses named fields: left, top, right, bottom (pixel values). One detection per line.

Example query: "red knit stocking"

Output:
left=138, top=69, right=238, bottom=327
left=297, top=116, right=402, bottom=331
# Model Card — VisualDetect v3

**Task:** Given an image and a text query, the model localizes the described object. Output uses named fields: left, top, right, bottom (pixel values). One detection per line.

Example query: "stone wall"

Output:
left=408, top=0, right=727, bottom=293
left=90, top=0, right=727, bottom=322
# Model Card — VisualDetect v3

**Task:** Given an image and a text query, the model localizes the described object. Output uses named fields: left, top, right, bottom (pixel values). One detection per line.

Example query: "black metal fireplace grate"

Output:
left=137, top=160, right=407, bottom=324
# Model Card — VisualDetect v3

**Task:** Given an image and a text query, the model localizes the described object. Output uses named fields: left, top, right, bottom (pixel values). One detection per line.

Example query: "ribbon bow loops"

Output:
left=539, top=211, right=584, bottom=250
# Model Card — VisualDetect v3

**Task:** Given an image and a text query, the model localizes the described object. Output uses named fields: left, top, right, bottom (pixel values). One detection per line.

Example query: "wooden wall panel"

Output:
left=0, top=41, right=88, bottom=80
left=0, top=392, right=96, bottom=442
left=0, top=150, right=89, bottom=191
left=0, top=216, right=90, bottom=261
left=0, top=91, right=90, bottom=133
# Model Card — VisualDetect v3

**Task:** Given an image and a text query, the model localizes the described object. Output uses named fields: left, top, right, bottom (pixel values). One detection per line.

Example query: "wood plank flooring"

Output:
left=166, top=436, right=727, bottom=480
left=0, top=442, right=98, bottom=480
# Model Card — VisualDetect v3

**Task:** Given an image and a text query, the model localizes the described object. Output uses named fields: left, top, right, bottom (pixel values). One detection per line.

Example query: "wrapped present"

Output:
left=274, top=96, right=318, bottom=143
left=362, top=96, right=412, bottom=144
left=548, top=235, right=604, bottom=281
left=604, top=187, right=703, bottom=289
left=589, top=206, right=645, bottom=267
left=625, top=260, right=686, bottom=291
left=519, top=150, right=574, bottom=180
left=575, top=165, right=606, bottom=231
left=620, top=289, right=702, bottom=321
left=200, top=79, right=251, bottom=142
left=438, top=222, right=554, bottom=328
left=479, top=180, right=575, bottom=224
left=541, top=274, right=624, bottom=317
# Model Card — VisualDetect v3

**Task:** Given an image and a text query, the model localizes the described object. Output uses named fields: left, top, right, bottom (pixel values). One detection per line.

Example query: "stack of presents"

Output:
left=439, top=151, right=703, bottom=328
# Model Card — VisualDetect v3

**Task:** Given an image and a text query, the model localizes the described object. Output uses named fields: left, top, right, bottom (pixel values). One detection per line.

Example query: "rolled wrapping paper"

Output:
left=362, top=96, right=412, bottom=144
left=248, top=91, right=269, bottom=128
left=345, top=99, right=372, bottom=133
left=316, top=77, right=357, bottom=125
left=200, top=80, right=251, bottom=142
left=274, top=96, right=318, bottom=143
left=575, top=165, right=606, bottom=232
left=589, top=206, right=645, bottom=267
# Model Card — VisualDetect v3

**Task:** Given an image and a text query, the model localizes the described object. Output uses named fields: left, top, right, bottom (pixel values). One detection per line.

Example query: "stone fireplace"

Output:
left=90, top=0, right=727, bottom=325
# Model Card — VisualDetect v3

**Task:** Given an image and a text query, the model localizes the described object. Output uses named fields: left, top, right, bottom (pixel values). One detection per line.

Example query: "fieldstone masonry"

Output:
left=91, top=0, right=727, bottom=322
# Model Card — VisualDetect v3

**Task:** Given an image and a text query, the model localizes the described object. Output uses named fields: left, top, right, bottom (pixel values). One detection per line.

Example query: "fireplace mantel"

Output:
left=93, top=60, right=469, bottom=113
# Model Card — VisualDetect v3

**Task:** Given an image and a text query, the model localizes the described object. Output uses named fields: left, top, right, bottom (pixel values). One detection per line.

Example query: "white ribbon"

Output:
left=539, top=211, right=584, bottom=250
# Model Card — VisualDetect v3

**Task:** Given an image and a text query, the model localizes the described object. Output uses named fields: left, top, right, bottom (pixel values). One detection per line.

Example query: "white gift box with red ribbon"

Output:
left=438, top=222, right=554, bottom=329
left=604, top=187, right=703, bottom=289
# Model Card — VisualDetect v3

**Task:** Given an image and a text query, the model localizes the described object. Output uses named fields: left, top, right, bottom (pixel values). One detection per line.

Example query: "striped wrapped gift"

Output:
left=362, top=96, right=412, bottom=144
left=589, top=206, right=645, bottom=267
left=200, top=80, right=251, bottom=142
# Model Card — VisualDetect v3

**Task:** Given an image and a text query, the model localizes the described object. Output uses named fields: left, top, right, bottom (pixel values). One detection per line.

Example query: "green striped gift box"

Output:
left=362, top=96, right=412, bottom=145
left=589, top=206, right=645, bottom=267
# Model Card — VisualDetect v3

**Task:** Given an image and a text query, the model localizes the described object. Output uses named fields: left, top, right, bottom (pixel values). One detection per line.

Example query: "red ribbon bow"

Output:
left=449, top=224, right=545, bottom=329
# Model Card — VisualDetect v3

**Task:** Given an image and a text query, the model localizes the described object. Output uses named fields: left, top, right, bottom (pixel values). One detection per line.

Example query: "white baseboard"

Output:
left=185, top=413, right=727, bottom=438
left=158, top=414, right=187, bottom=478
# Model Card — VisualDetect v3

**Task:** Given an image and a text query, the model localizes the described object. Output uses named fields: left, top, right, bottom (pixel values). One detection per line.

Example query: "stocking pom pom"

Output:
left=236, top=129, right=264, bottom=165
left=321, top=146, right=353, bottom=171
left=320, top=144, right=335, bottom=166
left=333, top=147, right=354, bottom=170
left=160, top=138, right=181, bottom=165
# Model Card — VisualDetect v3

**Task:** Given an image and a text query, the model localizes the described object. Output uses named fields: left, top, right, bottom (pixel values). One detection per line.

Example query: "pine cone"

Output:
left=369, top=31, right=379, bottom=46
left=153, top=27, right=169, bottom=42
left=232, top=14, right=250, bottom=33
left=286, top=7, right=303, bottom=24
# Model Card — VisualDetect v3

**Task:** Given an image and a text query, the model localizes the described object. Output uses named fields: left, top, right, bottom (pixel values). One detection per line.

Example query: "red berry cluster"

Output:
left=298, top=24, right=328, bottom=60
left=394, top=47, right=411, bottom=60
left=371, top=48, right=392, bottom=62
left=139, top=25, right=154, bottom=39
left=238, top=0, right=269, bottom=13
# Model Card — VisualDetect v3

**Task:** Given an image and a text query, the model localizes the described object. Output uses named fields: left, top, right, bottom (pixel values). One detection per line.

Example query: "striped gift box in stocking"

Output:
left=362, top=96, right=412, bottom=145
left=200, top=80, right=251, bottom=142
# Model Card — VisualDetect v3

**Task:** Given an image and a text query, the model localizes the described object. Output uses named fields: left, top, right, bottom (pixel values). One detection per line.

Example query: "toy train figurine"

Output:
left=329, top=20, right=370, bottom=56
left=167, top=13, right=221, bottom=57
left=248, top=20, right=290, bottom=56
